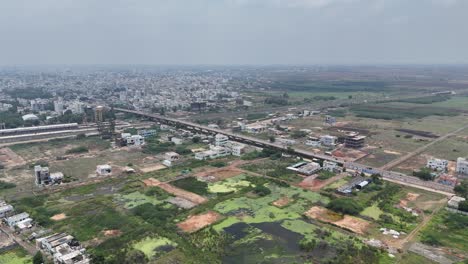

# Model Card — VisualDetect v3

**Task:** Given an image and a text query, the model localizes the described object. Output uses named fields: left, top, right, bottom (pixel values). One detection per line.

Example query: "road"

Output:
left=0, top=226, right=37, bottom=255
left=380, top=123, right=468, bottom=170
left=115, top=108, right=456, bottom=195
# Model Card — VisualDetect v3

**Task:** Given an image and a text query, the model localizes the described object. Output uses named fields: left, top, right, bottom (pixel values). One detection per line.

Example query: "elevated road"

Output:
left=116, top=108, right=455, bottom=194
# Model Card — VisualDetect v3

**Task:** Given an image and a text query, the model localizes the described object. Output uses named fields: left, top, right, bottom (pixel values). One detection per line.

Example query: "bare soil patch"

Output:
left=142, top=177, right=208, bottom=204
left=272, top=196, right=293, bottom=208
left=0, top=147, right=26, bottom=168
left=305, top=206, right=370, bottom=234
left=177, top=211, right=222, bottom=233
left=50, top=213, right=67, bottom=221
left=140, top=164, right=166, bottom=173
left=103, top=229, right=122, bottom=237
left=195, top=167, right=243, bottom=182
left=334, top=215, right=370, bottom=235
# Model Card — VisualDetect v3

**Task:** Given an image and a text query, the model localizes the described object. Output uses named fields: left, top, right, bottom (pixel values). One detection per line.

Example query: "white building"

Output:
left=456, top=157, right=468, bottom=175
left=0, top=204, right=14, bottom=218
left=171, top=137, right=183, bottom=145
left=163, top=152, right=180, bottom=167
left=320, top=135, right=337, bottom=146
left=6, top=212, right=30, bottom=228
left=448, top=196, right=466, bottom=209
left=96, top=165, right=112, bottom=176
left=227, top=142, right=246, bottom=156
left=22, top=114, right=39, bottom=121
left=54, top=99, right=64, bottom=114
left=195, top=145, right=230, bottom=160
left=215, top=134, right=229, bottom=147
left=127, top=135, right=145, bottom=146
left=426, top=158, right=448, bottom=171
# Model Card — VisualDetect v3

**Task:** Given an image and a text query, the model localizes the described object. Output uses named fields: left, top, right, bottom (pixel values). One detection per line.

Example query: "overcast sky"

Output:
left=1, top=0, right=467, bottom=65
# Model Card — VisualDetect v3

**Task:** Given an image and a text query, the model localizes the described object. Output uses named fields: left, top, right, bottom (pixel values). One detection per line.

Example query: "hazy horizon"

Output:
left=2, top=0, right=467, bottom=65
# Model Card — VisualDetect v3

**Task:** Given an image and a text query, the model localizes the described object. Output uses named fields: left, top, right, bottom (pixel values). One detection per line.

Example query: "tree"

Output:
left=269, top=136, right=275, bottom=143
left=458, top=200, right=468, bottom=212
left=454, top=180, right=468, bottom=198
left=413, top=167, right=434, bottom=181
left=33, top=251, right=44, bottom=264
left=327, top=198, right=364, bottom=215
left=192, top=136, right=201, bottom=143
left=124, top=249, right=148, bottom=264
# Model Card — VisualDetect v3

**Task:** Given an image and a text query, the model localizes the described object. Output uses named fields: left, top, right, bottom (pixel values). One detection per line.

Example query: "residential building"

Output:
left=448, top=196, right=466, bottom=209
left=320, top=135, right=337, bottom=146
left=215, top=134, right=229, bottom=147
left=287, top=162, right=321, bottom=176
left=126, top=135, right=145, bottom=146
left=344, top=134, right=366, bottom=148
left=227, top=142, right=245, bottom=156
left=35, top=165, right=63, bottom=185
left=171, top=137, right=183, bottom=145
left=163, top=152, right=180, bottom=167
left=37, top=233, right=90, bottom=264
left=22, top=114, right=39, bottom=121
left=456, top=157, right=468, bottom=175
left=6, top=212, right=30, bottom=228
left=426, top=158, right=449, bottom=171
left=0, top=204, right=14, bottom=218
left=35, top=165, right=50, bottom=185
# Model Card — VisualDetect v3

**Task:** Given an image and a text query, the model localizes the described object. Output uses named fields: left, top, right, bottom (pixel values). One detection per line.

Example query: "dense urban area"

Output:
left=0, top=65, right=468, bottom=264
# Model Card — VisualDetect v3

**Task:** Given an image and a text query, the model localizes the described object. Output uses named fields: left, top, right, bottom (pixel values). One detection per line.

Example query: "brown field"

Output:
left=103, top=230, right=122, bottom=237
left=334, top=215, right=370, bottom=235
left=195, top=167, right=243, bottom=182
left=139, top=164, right=167, bottom=173
left=142, top=177, right=208, bottom=204
left=299, top=173, right=346, bottom=191
left=50, top=213, right=67, bottom=221
left=177, top=211, right=222, bottom=233
left=272, top=196, right=293, bottom=208
left=305, top=206, right=370, bottom=235
left=0, top=147, right=26, bottom=168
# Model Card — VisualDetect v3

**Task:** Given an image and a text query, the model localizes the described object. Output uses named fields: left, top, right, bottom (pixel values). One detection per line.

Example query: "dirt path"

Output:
left=0, top=226, right=37, bottom=256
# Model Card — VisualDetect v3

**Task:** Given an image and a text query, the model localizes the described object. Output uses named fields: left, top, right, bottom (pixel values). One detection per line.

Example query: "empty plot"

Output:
left=177, top=211, right=222, bottom=233
left=142, top=177, right=208, bottom=204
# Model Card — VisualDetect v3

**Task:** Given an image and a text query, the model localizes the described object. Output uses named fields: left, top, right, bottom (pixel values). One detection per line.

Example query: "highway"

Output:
left=115, top=108, right=455, bottom=195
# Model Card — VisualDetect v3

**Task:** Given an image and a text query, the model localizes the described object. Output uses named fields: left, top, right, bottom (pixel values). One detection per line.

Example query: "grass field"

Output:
left=0, top=248, right=32, bottom=264
left=419, top=210, right=468, bottom=253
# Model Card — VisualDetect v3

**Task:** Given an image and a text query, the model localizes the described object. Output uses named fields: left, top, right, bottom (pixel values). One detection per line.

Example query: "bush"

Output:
left=458, top=200, right=468, bottom=212
left=316, top=171, right=335, bottom=180
left=253, top=185, right=271, bottom=196
left=175, top=146, right=192, bottom=155
left=66, top=146, right=89, bottom=154
left=413, top=167, right=434, bottom=181
left=0, top=180, right=16, bottom=190
left=211, top=161, right=227, bottom=168
left=291, top=130, right=308, bottom=139
left=327, top=198, right=363, bottom=215
left=171, top=177, right=208, bottom=195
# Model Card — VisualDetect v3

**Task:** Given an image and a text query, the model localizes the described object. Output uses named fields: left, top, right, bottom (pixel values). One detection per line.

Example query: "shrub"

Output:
left=0, top=180, right=16, bottom=190
left=327, top=198, right=364, bottom=215
left=172, top=177, right=208, bottom=195
left=253, top=185, right=271, bottom=196
left=66, top=146, right=89, bottom=154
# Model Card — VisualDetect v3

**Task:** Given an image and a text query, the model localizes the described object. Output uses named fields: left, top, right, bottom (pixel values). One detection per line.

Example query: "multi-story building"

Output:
left=456, top=157, right=468, bottom=175
left=344, top=134, right=366, bottom=148
left=215, top=134, right=229, bottom=147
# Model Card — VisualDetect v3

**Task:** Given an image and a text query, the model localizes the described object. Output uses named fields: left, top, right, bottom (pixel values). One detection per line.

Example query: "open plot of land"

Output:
left=207, top=174, right=252, bottom=193
left=139, top=164, right=166, bottom=173
left=0, top=147, right=26, bottom=168
left=142, top=177, right=208, bottom=204
left=195, top=166, right=244, bottom=182
left=305, top=206, right=370, bottom=235
left=177, top=211, right=222, bottom=233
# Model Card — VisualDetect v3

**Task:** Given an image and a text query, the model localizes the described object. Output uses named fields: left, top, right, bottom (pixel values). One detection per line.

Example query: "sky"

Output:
left=1, top=0, right=467, bottom=65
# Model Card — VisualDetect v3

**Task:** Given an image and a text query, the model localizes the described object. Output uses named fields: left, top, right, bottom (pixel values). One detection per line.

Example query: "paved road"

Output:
left=380, top=123, right=468, bottom=170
